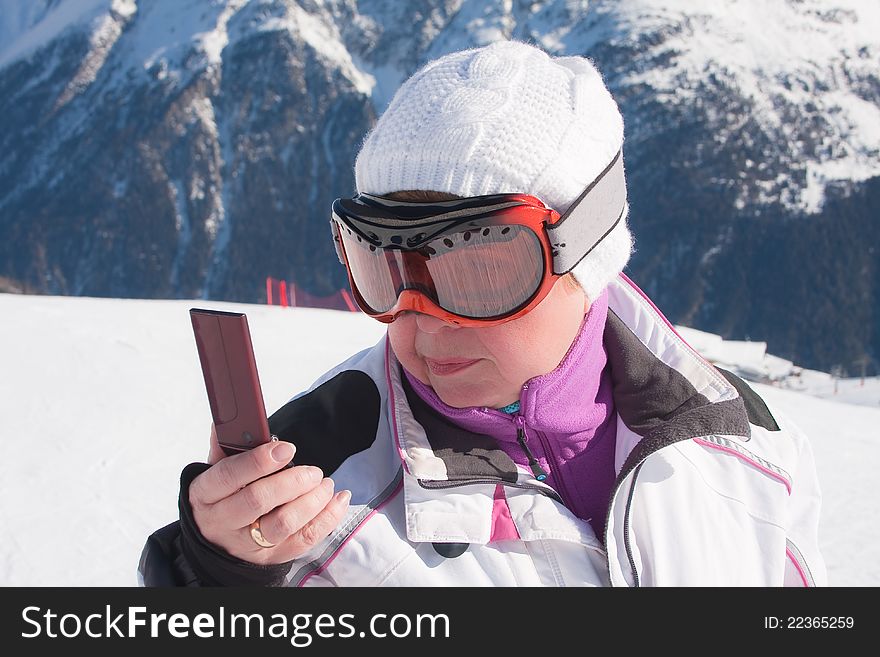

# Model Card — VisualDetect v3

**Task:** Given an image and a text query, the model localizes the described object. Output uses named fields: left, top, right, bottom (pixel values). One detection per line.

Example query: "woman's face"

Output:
left=388, top=278, right=589, bottom=409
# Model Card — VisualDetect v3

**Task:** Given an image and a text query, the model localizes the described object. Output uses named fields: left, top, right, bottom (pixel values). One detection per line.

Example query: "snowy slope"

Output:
left=754, top=383, right=880, bottom=587
left=0, top=292, right=876, bottom=586
left=0, top=292, right=385, bottom=586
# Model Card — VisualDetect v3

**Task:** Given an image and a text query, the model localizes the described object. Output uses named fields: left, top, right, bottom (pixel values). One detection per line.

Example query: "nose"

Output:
left=414, top=311, right=459, bottom=334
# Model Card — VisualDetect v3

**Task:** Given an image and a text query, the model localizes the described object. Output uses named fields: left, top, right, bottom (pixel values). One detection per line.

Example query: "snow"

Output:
left=0, top=292, right=386, bottom=586
left=0, top=291, right=877, bottom=586
left=0, top=0, right=109, bottom=70
left=350, top=57, right=406, bottom=114
left=52, top=7, right=129, bottom=111
left=775, top=368, right=880, bottom=408
left=201, top=0, right=248, bottom=65
left=259, top=3, right=377, bottom=97
left=613, top=0, right=880, bottom=213
left=117, top=0, right=244, bottom=78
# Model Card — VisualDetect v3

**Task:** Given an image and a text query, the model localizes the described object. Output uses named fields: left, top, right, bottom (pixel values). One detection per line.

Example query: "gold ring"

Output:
left=249, top=517, right=276, bottom=548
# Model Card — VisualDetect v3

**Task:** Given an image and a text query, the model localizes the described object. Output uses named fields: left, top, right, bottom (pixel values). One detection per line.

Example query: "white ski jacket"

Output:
left=140, top=275, right=826, bottom=587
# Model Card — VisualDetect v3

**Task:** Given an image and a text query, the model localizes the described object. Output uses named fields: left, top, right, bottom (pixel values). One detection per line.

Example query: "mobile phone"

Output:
left=190, top=308, right=275, bottom=457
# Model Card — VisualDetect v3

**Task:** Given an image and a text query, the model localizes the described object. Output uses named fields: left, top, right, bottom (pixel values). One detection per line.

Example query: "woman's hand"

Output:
left=189, top=424, right=351, bottom=565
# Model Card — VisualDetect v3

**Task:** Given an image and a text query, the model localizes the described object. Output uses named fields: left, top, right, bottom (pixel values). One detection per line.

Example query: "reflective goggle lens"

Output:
left=337, top=223, right=545, bottom=319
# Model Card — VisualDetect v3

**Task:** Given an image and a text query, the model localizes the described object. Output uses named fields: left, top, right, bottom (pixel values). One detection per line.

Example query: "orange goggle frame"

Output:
left=330, top=151, right=627, bottom=326
left=332, top=194, right=562, bottom=326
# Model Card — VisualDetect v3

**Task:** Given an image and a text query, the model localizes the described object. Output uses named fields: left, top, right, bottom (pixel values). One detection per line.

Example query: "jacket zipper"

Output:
left=536, top=429, right=576, bottom=508
left=601, top=456, right=645, bottom=587
left=514, top=415, right=549, bottom=482
left=622, top=463, right=642, bottom=587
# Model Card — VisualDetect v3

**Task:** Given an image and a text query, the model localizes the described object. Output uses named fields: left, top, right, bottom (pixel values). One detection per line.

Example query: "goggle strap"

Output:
left=546, top=150, right=627, bottom=275
left=331, top=196, right=538, bottom=250
left=352, top=196, right=526, bottom=226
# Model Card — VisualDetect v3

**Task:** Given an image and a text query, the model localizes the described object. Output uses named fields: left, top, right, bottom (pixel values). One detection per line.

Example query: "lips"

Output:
left=424, top=357, right=480, bottom=376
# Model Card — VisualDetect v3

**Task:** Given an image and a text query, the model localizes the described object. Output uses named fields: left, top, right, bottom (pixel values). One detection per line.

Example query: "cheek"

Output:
left=477, top=326, right=537, bottom=386
left=387, top=317, right=428, bottom=382
left=480, top=296, right=578, bottom=383
left=486, top=336, right=535, bottom=386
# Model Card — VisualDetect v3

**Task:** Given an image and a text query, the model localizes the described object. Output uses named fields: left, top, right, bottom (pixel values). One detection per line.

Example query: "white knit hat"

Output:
left=354, top=40, right=633, bottom=302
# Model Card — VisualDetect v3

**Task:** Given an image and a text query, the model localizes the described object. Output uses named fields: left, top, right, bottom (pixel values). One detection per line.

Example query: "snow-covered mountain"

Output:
left=1, top=0, right=878, bottom=376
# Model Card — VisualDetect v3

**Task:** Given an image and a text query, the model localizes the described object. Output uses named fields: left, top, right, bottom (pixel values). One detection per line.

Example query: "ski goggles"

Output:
left=330, top=150, right=627, bottom=326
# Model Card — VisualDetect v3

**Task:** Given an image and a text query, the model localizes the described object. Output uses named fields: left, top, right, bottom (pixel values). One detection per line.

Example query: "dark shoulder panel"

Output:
left=716, top=367, right=780, bottom=432
left=268, top=370, right=381, bottom=475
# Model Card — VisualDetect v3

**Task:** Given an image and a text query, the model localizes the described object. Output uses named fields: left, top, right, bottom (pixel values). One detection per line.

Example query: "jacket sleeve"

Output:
left=777, top=412, right=828, bottom=587
left=138, top=462, right=294, bottom=587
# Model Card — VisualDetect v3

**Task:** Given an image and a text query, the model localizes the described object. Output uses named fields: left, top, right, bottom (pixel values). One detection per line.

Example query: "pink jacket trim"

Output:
left=489, top=483, right=521, bottom=542
left=786, top=547, right=810, bottom=586
left=693, top=437, right=792, bottom=494
left=619, top=273, right=711, bottom=366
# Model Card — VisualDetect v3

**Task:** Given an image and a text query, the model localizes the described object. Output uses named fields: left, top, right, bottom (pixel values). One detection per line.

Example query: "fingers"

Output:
left=262, top=485, right=353, bottom=560
left=187, top=437, right=352, bottom=565
left=256, top=477, right=336, bottom=546
left=208, top=463, right=326, bottom=529
left=191, top=440, right=295, bottom=505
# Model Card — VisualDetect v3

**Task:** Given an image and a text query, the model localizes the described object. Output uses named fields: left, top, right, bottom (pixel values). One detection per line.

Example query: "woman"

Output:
left=140, top=41, right=826, bottom=587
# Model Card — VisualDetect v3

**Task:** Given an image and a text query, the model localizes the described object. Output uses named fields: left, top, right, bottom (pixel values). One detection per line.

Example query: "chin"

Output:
left=431, top=382, right=493, bottom=410
left=435, top=394, right=473, bottom=409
